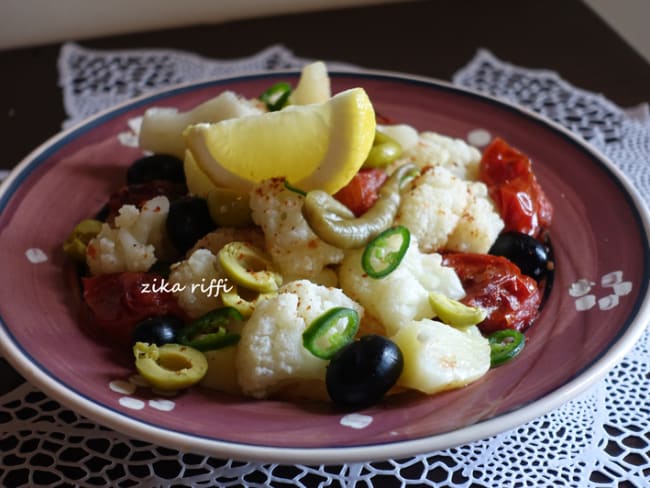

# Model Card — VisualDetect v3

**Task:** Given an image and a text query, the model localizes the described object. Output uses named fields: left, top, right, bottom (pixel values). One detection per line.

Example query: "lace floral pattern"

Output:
left=1, top=45, right=649, bottom=487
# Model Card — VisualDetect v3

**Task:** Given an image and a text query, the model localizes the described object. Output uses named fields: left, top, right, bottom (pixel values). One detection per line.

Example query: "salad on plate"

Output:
left=63, top=62, right=553, bottom=410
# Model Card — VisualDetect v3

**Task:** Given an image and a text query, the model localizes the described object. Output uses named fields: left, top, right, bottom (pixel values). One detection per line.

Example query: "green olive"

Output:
left=363, top=131, right=403, bottom=169
left=63, top=219, right=104, bottom=262
left=206, top=188, right=253, bottom=227
left=302, top=162, right=418, bottom=249
left=133, top=342, right=208, bottom=390
left=221, top=284, right=276, bottom=317
left=218, top=241, right=282, bottom=293
left=428, top=292, right=487, bottom=328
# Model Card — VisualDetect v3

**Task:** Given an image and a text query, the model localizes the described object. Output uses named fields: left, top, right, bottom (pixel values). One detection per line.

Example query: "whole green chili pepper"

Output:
left=302, top=162, right=418, bottom=249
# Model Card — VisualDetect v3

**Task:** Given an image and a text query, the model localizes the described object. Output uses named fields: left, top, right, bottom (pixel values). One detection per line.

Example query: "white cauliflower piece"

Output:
left=168, top=248, right=228, bottom=318
left=87, top=196, right=169, bottom=275
left=236, top=280, right=363, bottom=399
left=338, top=236, right=464, bottom=336
left=400, top=131, right=482, bottom=180
left=396, top=165, right=504, bottom=254
left=249, top=178, right=344, bottom=281
left=392, top=319, right=490, bottom=394
left=446, top=181, right=504, bottom=253
left=395, top=166, right=469, bottom=253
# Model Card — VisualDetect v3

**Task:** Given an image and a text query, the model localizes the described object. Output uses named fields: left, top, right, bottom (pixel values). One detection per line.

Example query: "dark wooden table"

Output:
left=1, top=0, right=648, bottom=483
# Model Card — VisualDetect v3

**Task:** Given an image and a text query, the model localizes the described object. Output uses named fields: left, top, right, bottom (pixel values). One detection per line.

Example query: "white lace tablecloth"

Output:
left=1, top=43, right=649, bottom=487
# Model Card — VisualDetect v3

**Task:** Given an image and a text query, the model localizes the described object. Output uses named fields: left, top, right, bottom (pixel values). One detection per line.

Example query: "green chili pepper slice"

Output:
left=177, top=307, right=243, bottom=351
left=302, top=307, right=359, bottom=359
left=488, top=329, right=525, bottom=367
left=259, top=82, right=292, bottom=111
left=361, top=225, right=410, bottom=279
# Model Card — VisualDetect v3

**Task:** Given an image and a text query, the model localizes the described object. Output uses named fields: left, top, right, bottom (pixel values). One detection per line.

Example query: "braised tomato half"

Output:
left=334, top=168, right=388, bottom=217
left=82, top=271, right=185, bottom=347
left=443, top=252, right=541, bottom=333
left=103, top=180, right=187, bottom=223
left=480, top=137, right=553, bottom=237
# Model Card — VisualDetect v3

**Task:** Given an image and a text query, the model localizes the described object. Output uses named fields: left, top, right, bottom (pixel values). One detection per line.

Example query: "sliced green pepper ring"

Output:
left=177, top=307, right=243, bottom=352
left=302, top=307, right=359, bottom=360
left=259, top=82, right=292, bottom=111
left=361, top=225, right=410, bottom=279
left=488, top=329, right=526, bottom=367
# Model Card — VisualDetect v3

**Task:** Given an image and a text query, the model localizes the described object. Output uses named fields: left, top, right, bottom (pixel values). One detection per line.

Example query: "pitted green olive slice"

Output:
left=63, top=219, right=104, bottom=262
left=302, top=162, right=418, bottom=249
left=206, top=188, right=253, bottom=228
left=428, top=292, right=487, bottom=328
left=218, top=241, right=282, bottom=293
left=221, top=285, right=276, bottom=317
left=133, top=342, right=208, bottom=390
left=363, top=130, right=403, bottom=169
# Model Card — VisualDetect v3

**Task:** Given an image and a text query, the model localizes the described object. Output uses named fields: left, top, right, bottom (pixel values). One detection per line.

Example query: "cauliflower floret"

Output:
left=249, top=178, right=344, bottom=281
left=86, top=196, right=169, bottom=275
left=395, top=166, right=468, bottom=253
left=338, top=235, right=464, bottom=336
left=446, top=181, right=504, bottom=253
left=168, top=248, right=228, bottom=318
left=236, top=280, right=363, bottom=399
left=396, top=167, right=503, bottom=254
left=399, top=131, right=482, bottom=180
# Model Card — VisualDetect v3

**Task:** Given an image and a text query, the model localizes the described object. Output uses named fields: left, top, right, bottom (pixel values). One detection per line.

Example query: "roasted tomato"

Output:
left=480, top=137, right=553, bottom=237
left=82, top=272, right=186, bottom=347
left=102, top=180, right=187, bottom=223
left=334, top=168, right=388, bottom=216
left=443, top=252, right=541, bottom=333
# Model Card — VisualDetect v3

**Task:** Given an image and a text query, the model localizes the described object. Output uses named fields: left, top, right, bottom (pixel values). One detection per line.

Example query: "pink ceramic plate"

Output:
left=1, top=70, right=649, bottom=464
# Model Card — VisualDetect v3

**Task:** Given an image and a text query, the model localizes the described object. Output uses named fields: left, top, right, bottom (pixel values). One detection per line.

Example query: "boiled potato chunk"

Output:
left=289, top=61, right=331, bottom=105
left=200, top=346, right=242, bottom=395
left=139, top=91, right=262, bottom=159
left=392, top=319, right=490, bottom=395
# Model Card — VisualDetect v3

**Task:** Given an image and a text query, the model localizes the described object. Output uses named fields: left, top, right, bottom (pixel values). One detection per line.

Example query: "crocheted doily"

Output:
left=1, top=44, right=648, bottom=487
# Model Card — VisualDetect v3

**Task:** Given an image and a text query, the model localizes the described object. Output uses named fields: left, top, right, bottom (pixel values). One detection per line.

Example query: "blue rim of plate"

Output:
left=0, top=69, right=649, bottom=464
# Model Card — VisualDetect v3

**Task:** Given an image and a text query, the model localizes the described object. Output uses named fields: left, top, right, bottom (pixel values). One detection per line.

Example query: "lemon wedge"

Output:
left=184, top=149, right=254, bottom=199
left=183, top=87, right=376, bottom=194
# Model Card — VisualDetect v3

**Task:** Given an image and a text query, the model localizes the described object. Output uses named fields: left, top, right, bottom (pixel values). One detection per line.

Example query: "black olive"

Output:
left=166, top=197, right=216, bottom=254
left=127, top=154, right=185, bottom=185
left=326, top=335, right=404, bottom=409
left=131, top=315, right=184, bottom=347
left=94, top=203, right=110, bottom=222
left=489, top=231, right=549, bottom=281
